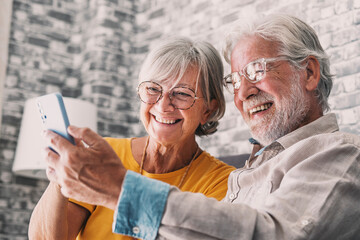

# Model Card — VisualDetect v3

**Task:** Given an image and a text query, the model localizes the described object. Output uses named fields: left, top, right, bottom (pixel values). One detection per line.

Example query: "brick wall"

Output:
left=1, top=0, right=360, bottom=238
left=0, top=0, right=140, bottom=238
left=135, top=0, right=360, bottom=157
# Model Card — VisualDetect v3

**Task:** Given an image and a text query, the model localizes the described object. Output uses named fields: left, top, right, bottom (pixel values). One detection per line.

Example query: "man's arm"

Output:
left=46, top=126, right=360, bottom=239
left=43, top=126, right=126, bottom=210
left=113, top=172, right=265, bottom=240
left=113, top=171, right=170, bottom=240
left=114, top=137, right=360, bottom=240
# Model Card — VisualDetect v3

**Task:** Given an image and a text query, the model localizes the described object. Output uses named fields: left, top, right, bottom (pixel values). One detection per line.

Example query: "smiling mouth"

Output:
left=249, top=103, right=273, bottom=115
left=155, top=116, right=181, bottom=125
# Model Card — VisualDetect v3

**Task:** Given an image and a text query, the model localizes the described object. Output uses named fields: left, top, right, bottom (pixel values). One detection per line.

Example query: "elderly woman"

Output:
left=28, top=37, right=235, bottom=240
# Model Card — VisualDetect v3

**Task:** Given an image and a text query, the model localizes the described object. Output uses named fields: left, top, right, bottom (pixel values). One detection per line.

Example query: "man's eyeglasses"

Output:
left=223, top=57, right=287, bottom=93
left=137, top=81, right=201, bottom=110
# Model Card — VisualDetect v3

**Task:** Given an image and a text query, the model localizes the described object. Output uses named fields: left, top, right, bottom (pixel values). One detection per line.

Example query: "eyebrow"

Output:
left=163, top=81, right=195, bottom=89
left=175, top=83, right=194, bottom=88
left=153, top=78, right=197, bottom=91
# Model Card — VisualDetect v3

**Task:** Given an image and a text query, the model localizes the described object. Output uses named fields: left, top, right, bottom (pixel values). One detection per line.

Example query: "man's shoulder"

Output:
left=309, top=130, right=360, bottom=147
left=286, top=130, right=360, bottom=159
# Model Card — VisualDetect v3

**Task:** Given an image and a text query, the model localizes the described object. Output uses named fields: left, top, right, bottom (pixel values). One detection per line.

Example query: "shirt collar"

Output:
left=249, top=113, right=339, bottom=154
left=276, top=113, right=339, bottom=149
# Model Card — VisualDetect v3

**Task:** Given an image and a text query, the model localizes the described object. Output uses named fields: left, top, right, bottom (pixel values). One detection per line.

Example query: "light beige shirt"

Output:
left=158, top=114, right=360, bottom=239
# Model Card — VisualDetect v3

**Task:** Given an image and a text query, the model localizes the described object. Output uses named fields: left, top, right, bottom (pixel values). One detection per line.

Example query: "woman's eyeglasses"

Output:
left=137, top=81, right=201, bottom=110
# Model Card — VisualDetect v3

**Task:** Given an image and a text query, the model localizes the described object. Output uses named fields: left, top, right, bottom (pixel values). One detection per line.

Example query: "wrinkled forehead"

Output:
left=230, top=36, right=280, bottom=70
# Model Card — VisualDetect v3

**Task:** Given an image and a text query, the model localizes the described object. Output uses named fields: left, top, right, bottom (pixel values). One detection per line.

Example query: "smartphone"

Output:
left=36, top=92, right=75, bottom=145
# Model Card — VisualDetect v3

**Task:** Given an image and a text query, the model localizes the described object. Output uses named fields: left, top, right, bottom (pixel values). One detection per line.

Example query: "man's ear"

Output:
left=200, top=99, right=218, bottom=125
left=304, top=56, right=321, bottom=91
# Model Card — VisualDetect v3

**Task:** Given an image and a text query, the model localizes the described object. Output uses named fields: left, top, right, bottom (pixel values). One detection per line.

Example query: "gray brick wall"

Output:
left=133, top=0, right=360, bottom=157
left=0, top=0, right=140, bottom=238
left=1, top=0, right=360, bottom=238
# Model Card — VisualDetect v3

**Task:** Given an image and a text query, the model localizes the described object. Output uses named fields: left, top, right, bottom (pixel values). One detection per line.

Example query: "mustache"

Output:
left=243, top=92, right=274, bottom=110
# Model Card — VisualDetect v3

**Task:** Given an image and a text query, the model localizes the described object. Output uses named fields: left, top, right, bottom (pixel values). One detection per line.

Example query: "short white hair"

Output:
left=223, top=14, right=333, bottom=112
left=139, top=37, right=225, bottom=136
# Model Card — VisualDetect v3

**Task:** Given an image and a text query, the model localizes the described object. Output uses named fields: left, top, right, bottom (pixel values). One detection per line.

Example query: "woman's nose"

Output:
left=156, top=92, right=176, bottom=111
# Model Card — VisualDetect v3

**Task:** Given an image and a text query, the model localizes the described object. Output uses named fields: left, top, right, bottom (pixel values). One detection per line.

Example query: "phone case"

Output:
left=36, top=92, right=75, bottom=145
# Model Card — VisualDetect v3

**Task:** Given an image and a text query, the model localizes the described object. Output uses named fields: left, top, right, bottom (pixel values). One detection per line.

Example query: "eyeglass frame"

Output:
left=223, top=57, right=288, bottom=93
left=136, top=81, right=202, bottom=110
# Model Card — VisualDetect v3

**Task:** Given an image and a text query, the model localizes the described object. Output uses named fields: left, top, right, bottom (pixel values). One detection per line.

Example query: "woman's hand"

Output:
left=43, top=126, right=127, bottom=210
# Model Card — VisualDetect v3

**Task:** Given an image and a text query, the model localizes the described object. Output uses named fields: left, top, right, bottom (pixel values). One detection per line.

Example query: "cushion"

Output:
left=218, top=154, right=250, bottom=168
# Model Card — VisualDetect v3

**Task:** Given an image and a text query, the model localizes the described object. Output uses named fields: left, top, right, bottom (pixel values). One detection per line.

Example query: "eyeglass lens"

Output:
left=226, top=60, right=266, bottom=93
left=137, top=81, right=196, bottom=110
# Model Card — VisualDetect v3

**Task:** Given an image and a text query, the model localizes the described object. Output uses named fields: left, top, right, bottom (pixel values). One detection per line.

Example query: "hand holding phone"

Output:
left=36, top=92, right=75, bottom=145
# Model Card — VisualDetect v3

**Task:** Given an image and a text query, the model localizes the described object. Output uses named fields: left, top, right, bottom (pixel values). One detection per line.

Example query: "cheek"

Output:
left=183, top=106, right=203, bottom=124
left=234, top=95, right=243, bottom=112
left=140, top=104, right=151, bottom=124
left=233, top=95, right=248, bottom=120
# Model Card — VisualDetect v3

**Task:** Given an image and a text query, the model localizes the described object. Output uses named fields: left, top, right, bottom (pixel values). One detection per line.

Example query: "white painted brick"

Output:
left=32, top=3, right=47, bottom=15
left=65, top=77, right=79, bottom=88
left=3, top=125, right=17, bottom=136
left=338, top=75, right=356, bottom=93
left=356, top=73, right=360, bottom=89
left=52, top=20, right=68, bottom=29
left=118, top=66, right=128, bottom=76
left=340, top=108, right=357, bottom=124
left=112, top=85, right=125, bottom=97
left=354, top=9, right=360, bottom=24
left=318, top=33, right=332, bottom=50
left=0, top=199, right=7, bottom=208
left=49, top=41, right=67, bottom=52
left=5, top=75, right=18, bottom=88
left=334, top=0, right=351, bottom=15
left=355, top=0, right=360, bottom=8
left=46, top=85, right=61, bottom=94
left=70, top=34, right=82, bottom=44
left=73, top=54, right=82, bottom=67
left=321, top=6, right=334, bottom=18
left=10, top=55, right=22, bottom=65
left=97, top=5, right=114, bottom=20
left=2, top=149, right=14, bottom=160
left=0, top=171, right=12, bottom=184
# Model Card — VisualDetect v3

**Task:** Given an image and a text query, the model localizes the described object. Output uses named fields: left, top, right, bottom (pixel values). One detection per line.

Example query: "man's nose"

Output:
left=235, top=78, right=259, bottom=101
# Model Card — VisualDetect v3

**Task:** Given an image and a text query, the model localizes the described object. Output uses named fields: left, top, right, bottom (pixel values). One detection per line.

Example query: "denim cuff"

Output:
left=113, top=170, right=170, bottom=240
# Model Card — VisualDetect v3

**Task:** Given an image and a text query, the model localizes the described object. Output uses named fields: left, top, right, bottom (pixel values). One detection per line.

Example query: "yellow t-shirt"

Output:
left=71, top=138, right=235, bottom=240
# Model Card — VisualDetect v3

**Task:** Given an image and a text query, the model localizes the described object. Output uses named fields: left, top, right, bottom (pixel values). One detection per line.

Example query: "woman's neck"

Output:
left=141, top=137, right=200, bottom=174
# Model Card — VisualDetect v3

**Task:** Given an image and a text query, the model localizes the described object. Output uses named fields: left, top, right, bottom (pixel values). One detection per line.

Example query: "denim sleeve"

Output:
left=112, top=170, right=170, bottom=240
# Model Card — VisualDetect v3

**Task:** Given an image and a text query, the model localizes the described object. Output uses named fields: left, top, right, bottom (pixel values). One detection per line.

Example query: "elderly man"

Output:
left=36, top=14, right=360, bottom=239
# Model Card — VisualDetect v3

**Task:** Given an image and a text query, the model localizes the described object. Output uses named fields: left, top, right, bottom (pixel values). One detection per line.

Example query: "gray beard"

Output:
left=247, top=74, right=310, bottom=146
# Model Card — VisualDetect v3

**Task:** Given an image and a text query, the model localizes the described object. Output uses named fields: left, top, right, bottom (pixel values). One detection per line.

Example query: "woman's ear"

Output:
left=305, top=56, right=321, bottom=92
left=200, top=99, right=218, bottom=125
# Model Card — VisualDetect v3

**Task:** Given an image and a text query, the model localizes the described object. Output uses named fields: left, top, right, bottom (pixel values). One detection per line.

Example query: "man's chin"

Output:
left=250, top=126, right=284, bottom=146
left=251, top=134, right=274, bottom=146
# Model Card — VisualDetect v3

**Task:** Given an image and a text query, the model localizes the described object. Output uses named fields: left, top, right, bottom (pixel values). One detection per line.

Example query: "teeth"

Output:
left=249, top=103, right=272, bottom=114
left=155, top=116, right=177, bottom=124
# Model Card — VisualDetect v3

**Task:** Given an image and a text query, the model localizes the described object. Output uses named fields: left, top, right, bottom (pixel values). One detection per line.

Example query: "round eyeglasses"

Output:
left=137, top=81, right=201, bottom=110
left=223, top=57, right=288, bottom=94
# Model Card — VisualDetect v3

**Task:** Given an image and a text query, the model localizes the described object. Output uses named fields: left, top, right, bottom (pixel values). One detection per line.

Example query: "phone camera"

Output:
left=36, top=101, right=46, bottom=123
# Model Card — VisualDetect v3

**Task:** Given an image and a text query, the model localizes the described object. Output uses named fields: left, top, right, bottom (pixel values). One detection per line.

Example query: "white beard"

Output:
left=244, top=74, right=310, bottom=146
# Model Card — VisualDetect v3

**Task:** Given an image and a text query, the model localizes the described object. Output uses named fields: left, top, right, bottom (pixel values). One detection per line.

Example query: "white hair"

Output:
left=223, top=14, right=333, bottom=112
left=139, top=37, right=225, bottom=136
